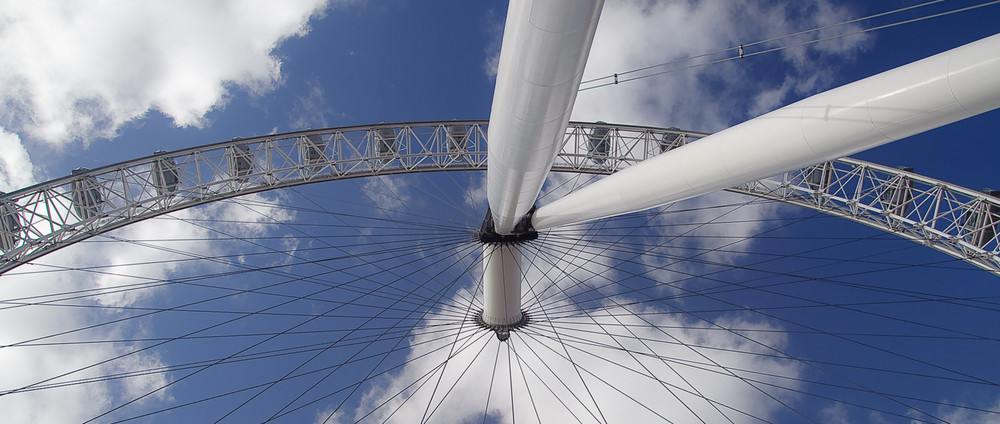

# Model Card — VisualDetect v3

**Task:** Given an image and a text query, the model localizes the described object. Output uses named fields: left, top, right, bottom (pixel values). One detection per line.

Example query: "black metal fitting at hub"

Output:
left=473, top=309, right=531, bottom=341
left=476, top=206, right=538, bottom=244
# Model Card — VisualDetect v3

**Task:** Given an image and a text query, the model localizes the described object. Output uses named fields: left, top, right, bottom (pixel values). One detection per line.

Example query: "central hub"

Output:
left=474, top=309, right=530, bottom=341
left=476, top=207, right=538, bottom=244
left=476, top=207, right=536, bottom=339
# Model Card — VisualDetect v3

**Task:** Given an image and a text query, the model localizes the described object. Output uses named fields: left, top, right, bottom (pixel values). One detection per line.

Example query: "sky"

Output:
left=2, top=0, right=1000, bottom=423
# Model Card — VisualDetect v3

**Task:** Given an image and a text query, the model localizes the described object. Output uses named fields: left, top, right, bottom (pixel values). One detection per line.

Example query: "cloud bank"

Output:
left=0, top=0, right=329, bottom=145
left=0, top=192, right=295, bottom=423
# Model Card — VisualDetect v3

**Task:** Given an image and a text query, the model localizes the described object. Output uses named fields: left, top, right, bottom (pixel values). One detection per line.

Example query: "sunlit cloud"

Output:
left=0, top=128, right=38, bottom=191
left=348, top=289, right=801, bottom=422
left=480, top=8, right=505, bottom=81
left=922, top=398, right=1000, bottom=424
left=0, top=0, right=329, bottom=145
left=0, top=192, right=295, bottom=422
left=289, top=78, right=338, bottom=131
left=636, top=191, right=784, bottom=292
left=361, top=175, right=415, bottom=221
left=572, top=0, right=872, bottom=130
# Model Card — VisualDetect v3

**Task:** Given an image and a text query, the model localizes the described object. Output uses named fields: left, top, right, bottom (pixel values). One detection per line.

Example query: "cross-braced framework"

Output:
left=737, top=160, right=1000, bottom=273
left=1, top=121, right=998, bottom=274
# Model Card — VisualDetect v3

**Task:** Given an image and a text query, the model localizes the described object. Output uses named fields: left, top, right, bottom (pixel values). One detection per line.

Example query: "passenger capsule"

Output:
left=805, top=163, right=831, bottom=192
left=881, top=166, right=914, bottom=216
left=964, top=189, right=1000, bottom=247
left=301, top=134, right=327, bottom=171
left=446, top=124, right=467, bottom=159
left=0, top=193, right=21, bottom=253
left=71, top=167, right=103, bottom=220
left=375, top=128, right=397, bottom=162
left=151, top=150, right=180, bottom=196
left=659, top=127, right=682, bottom=153
left=228, top=144, right=253, bottom=181
left=588, top=121, right=610, bottom=165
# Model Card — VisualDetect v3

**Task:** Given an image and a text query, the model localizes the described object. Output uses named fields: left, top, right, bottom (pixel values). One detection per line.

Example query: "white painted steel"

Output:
left=532, top=33, right=1000, bottom=230
left=6, top=121, right=1000, bottom=276
left=481, top=243, right=523, bottom=326
left=487, top=0, right=604, bottom=234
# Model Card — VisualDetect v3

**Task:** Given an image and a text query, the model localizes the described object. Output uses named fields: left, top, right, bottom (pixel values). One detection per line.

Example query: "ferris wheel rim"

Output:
left=1, top=121, right=997, bottom=276
left=3, top=167, right=997, bottom=423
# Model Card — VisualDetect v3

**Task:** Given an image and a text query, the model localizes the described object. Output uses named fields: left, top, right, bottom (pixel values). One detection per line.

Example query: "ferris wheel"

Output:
left=2, top=1, right=1000, bottom=423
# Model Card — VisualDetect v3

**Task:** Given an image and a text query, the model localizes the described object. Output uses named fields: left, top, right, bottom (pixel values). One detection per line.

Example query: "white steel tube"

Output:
left=532, top=33, right=1000, bottom=230
left=482, top=244, right=523, bottom=326
left=487, top=0, right=604, bottom=234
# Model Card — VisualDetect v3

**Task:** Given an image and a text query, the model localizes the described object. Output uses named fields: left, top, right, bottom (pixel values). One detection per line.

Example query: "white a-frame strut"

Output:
left=481, top=0, right=1000, bottom=336
left=532, top=34, right=1000, bottom=229
left=480, top=0, right=604, bottom=331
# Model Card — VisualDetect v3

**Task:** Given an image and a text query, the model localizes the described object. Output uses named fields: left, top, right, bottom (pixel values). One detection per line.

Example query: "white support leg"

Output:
left=532, top=33, right=1000, bottom=230
left=487, top=0, right=604, bottom=234
left=477, top=0, right=603, bottom=337
left=481, top=243, right=523, bottom=327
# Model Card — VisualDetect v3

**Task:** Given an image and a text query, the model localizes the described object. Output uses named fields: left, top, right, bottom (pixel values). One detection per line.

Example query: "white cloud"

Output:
left=361, top=175, right=414, bottom=220
left=463, top=172, right=488, bottom=212
left=0, top=0, right=329, bottom=145
left=289, top=78, right=341, bottom=130
left=314, top=407, right=345, bottom=424
left=480, top=8, right=505, bottom=80
left=0, top=271, right=114, bottom=423
left=82, top=197, right=290, bottom=306
left=348, top=292, right=800, bottom=423
left=636, top=191, right=783, bottom=291
left=820, top=403, right=853, bottom=424
left=928, top=398, right=1000, bottom=424
left=0, top=191, right=295, bottom=422
left=337, top=169, right=801, bottom=422
left=572, top=0, right=872, bottom=130
left=0, top=127, right=38, bottom=192
left=559, top=0, right=870, bottom=294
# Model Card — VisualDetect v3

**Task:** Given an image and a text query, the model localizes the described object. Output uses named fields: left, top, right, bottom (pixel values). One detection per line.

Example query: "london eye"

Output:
left=2, top=1, right=1000, bottom=423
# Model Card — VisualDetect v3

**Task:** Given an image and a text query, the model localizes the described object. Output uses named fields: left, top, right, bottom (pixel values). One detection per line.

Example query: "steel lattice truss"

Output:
left=1, top=121, right=997, bottom=274
left=736, top=160, right=1000, bottom=272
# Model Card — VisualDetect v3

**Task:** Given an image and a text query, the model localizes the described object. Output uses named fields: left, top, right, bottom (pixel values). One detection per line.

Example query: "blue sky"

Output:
left=2, top=1, right=1000, bottom=423
left=3, top=0, right=999, bottom=187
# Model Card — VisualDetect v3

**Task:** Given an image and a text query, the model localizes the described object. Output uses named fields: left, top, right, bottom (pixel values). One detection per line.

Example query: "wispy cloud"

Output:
left=289, top=78, right=342, bottom=130
left=565, top=0, right=870, bottom=292
left=572, top=0, right=872, bottom=130
left=480, top=8, right=505, bottom=81
left=0, top=128, right=38, bottom=191
left=923, top=397, right=1000, bottom=424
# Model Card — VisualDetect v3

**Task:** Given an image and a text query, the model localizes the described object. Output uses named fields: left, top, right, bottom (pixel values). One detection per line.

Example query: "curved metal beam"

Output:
left=1, top=122, right=997, bottom=276
left=732, top=159, right=1000, bottom=273
left=0, top=122, right=691, bottom=272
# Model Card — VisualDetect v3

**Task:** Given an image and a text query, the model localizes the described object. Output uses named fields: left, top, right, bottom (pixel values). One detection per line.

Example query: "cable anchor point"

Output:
left=476, top=207, right=538, bottom=244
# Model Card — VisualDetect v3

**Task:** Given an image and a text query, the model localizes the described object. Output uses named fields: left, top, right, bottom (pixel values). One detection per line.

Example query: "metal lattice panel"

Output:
left=735, top=160, right=1000, bottom=272
left=2, top=121, right=997, bottom=275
